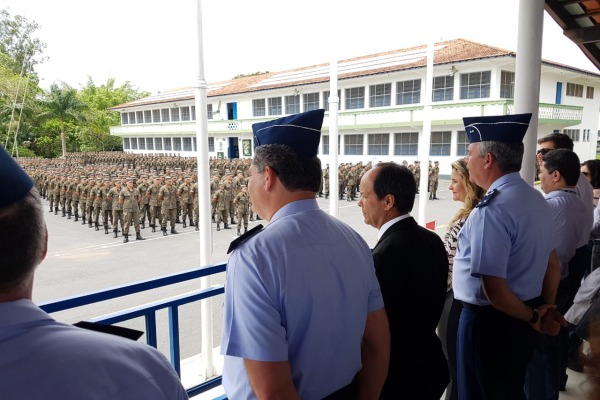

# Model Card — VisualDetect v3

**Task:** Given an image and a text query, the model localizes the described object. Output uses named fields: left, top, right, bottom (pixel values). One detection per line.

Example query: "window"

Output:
left=345, top=87, right=365, bottom=109
left=397, top=79, right=421, bottom=105
left=344, top=134, right=364, bottom=155
left=123, top=138, right=130, bottom=149
left=583, top=129, right=591, bottom=142
left=430, top=131, right=452, bottom=156
left=128, top=112, right=136, bottom=124
left=146, top=137, right=154, bottom=150
left=368, top=134, right=389, bottom=155
left=207, top=104, right=213, bottom=120
left=432, top=76, right=454, bottom=102
left=208, top=137, right=215, bottom=152
left=161, top=109, right=170, bottom=122
left=154, top=137, right=163, bottom=150
left=152, top=109, right=161, bottom=123
left=500, top=71, right=515, bottom=99
left=130, top=138, right=138, bottom=150
left=394, top=132, right=418, bottom=155
left=456, top=131, right=470, bottom=156
left=173, top=137, right=182, bottom=151
left=138, top=138, right=145, bottom=150
left=587, top=86, right=595, bottom=99
left=192, top=106, right=196, bottom=120
left=564, top=129, right=580, bottom=142
left=303, top=93, right=320, bottom=111
left=121, top=113, right=128, bottom=125
left=193, top=137, right=197, bottom=151
left=268, top=97, right=282, bottom=115
left=566, top=83, right=584, bottom=97
left=171, top=108, right=180, bottom=122
left=144, top=110, right=152, bottom=123
left=323, top=90, right=341, bottom=111
left=181, top=107, right=191, bottom=121
left=253, top=99, right=266, bottom=116
left=322, top=135, right=329, bottom=155
left=136, top=111, right=144, bottom=124
left=164, top=137, right=172, bottom=151
left=369, top=83, right=391, bottom=108
left=460, top=71, right=491, bottom=99
left=183, top=137, right=192, bottom=151
left=285, top=95, right=300, bottom=114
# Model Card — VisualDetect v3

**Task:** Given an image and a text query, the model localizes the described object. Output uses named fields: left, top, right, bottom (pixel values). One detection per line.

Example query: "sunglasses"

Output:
left=536, top=148, right=553, bottom=156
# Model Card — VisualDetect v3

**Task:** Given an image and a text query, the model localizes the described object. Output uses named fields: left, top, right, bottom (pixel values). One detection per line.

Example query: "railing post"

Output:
left=169, top=306, right=181, bottom=376
left=145, top=312, right=158, bottom=348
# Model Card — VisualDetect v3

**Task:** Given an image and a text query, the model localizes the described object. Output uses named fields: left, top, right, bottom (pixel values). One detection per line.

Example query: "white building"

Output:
left=109, top=38, right=600, bottom=175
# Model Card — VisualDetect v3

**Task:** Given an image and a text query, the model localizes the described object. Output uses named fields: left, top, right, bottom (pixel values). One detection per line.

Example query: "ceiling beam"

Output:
left=564, top=25, right=600, bottom=43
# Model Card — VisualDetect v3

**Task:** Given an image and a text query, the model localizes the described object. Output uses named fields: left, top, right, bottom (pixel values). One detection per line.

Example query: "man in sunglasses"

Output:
left=536, top=132, right=594, bottom=390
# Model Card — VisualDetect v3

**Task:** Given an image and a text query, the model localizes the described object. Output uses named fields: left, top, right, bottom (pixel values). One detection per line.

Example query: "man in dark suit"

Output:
left=359, top=162, right=449, bottom=399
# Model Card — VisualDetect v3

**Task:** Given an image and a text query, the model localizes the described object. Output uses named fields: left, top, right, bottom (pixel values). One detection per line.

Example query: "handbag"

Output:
left=576, top=289, right=600, bottom=340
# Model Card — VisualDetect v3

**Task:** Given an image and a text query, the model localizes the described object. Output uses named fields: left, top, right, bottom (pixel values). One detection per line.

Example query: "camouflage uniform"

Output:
left=158, top=178, right=178, bottom=235
left=108, top=183, right=124, bottom=238
left=119, top=181, right=144, bottom=242
left=233, top=187, right=250, bottom=235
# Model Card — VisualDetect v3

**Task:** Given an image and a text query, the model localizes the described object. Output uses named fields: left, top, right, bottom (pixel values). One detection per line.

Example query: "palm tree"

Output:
left=40, top=82, right=86, bottom=157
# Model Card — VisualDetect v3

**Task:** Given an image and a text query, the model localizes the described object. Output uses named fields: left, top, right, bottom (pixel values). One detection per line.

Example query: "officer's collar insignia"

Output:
left=227, top=224, right=264, bottom=254
left=476, top=189, right=498, bottom=208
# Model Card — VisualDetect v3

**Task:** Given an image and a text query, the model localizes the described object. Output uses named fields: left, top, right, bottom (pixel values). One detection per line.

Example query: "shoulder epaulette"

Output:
left=476, top=188, right=498, bottom=208
left=227, top=224, right=264, bottom=254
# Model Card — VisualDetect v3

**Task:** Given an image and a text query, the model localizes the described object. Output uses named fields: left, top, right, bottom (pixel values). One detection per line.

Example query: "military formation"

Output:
left=17, top=152, right=439, bottom=244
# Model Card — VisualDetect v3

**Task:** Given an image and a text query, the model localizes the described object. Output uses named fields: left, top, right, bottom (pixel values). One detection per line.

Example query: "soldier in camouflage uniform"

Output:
left=346, top=167, right=357, bottom=201
left=177, top=176, right=193, bottom=228
left=212, top=183, right=230, bottom=231
left=158, top=176, right=178, bottom=236
left=137, top=175, right=150, bottom=229
left=413, top=160, right=421, bottom=194
left=210, top=175, right=220, bottom=222
left=77, top=177, right=89, bottom=223
left=233, top=185, right=250, bottom=236
left=86, top=178, right=96, bottom=227
left=429, top=160, right=440, bottom=200
left=92, top=179, right=104, bottom=230
left=101, top=178, right=113, bottom=234
left=119, top=178, right=145, bottom=242
left=222, top=173, right=235, bottom=225
left=70, top=176, right=80, bottom=221
left=190, top=177, right=199, bottom=231
left=323, top=164, right=329, bottom=199
left=108, top=180, right=124, bottom=238
left=146, top=176, right=161, bottom=232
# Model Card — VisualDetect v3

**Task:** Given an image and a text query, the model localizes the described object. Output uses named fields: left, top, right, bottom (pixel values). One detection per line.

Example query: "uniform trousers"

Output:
left=161, top=208, right=176, bottom=229
left=457, top=302, right=539, bottom=400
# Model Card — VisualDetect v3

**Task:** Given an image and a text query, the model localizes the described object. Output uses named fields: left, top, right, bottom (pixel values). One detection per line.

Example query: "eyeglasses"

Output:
left=583, top=171, right=590, bottom=177
left=536, top=148, right=553, bottom=156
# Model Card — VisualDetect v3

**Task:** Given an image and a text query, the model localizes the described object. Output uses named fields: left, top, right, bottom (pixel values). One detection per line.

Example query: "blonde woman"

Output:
left=437, top=158, right=484, bottom=400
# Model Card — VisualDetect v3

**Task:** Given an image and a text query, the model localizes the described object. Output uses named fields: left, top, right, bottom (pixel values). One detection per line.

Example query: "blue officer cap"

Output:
left=463, top=113, right=532, bottom=143
left=0, top=144, right=34, bottom=208
left=252, top=109, right=325, bottom=157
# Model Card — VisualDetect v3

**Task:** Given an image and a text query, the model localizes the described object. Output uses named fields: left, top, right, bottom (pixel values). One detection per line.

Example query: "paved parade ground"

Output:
left=33, top=180, right=587, bottom=398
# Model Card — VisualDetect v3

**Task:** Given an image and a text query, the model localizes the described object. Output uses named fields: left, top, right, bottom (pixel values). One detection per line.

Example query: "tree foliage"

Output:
left=0, top=10, right=47, bottom=74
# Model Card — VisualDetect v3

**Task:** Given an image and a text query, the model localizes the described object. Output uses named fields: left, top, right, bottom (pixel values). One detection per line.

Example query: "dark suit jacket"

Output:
left=373, top=217, right=449, bottom=400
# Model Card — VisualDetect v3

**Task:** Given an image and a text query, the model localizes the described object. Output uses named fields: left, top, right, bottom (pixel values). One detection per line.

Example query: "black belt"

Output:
left=321, top=379, right=357, bottom=400
left=462, top=296, right=541, bottom=311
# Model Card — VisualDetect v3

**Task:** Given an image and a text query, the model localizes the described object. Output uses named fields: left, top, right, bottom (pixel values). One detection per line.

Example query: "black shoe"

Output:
left=176, top=219, right=181, bottom=224
left=113, top=230, right=118, bottom=238
left=136, top=233, right=145, bottom=240
left=95, top=224, right=99, bottom=231
left=162, top=228, right=168, bottom=236
left=189, top=221, right=195, bottom=226
left=183, top=221, right=187, bottom=228
left=237, top=230, right=241, bottom=236
left=89, top=222, right=93, bottom=228
left=140, top=222, right=145, bottom=229
left=49, top=207, right=53, bottom=212
left=55, top=210, right=58, bottom=215
left=244, top=227, right=248, bottom=234
left=171, top=228, right=178, bottom=234
left=195, top=225, right=199, bottom=231
left=105, top=227, right=109, bottom=234
left=249, top=217, right=254, bottom=222
left=231, top=219, right=236, bottom=225
left=151, top=225, right=156, bottom=233
left=217, top=225, right=220, bottom=231
left=67, top=214, right=71, bottom=219
left=74, top=215, right=78, bottom=222
left=123, top=235, right=129, bottom=243
left=82, top=220, right=87, bottom=225
left=224, top=224, right=231, bottom=230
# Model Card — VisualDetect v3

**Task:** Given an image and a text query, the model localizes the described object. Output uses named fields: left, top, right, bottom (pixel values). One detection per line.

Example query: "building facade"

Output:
left=109, top=39, right=600, bottom=175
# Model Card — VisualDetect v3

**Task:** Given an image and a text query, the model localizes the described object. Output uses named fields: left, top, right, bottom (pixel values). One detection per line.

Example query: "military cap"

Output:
left=0, top=144, right=34, bottom=208
left=253, top=109, right=324, bottom=157
left=463, top=113, right=532, bottom=144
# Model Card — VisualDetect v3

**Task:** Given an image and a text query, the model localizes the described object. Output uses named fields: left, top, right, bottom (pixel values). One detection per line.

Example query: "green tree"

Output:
left=40, top=82, right=87, bottom=157
left=0, top=10, right=47, bottom=75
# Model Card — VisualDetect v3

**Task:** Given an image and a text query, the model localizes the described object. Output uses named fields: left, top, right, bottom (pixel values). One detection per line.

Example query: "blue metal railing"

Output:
left=39, top=263, right=228, bottom=399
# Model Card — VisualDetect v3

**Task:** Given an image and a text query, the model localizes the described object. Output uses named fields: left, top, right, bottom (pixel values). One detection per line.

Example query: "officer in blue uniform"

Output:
left=452, top=113, right=564, bottom=400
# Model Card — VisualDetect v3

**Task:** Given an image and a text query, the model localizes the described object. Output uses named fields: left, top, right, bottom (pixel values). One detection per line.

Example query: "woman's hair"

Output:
left=448, top=158, right=485, bottom=226
left=582, top=159, right=600, bottom=189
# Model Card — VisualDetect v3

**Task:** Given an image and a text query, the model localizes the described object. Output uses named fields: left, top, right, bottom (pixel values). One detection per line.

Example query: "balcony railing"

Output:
left=109, top=100, right=583, bottom=137
left=40, top=264, right=228, bottom=399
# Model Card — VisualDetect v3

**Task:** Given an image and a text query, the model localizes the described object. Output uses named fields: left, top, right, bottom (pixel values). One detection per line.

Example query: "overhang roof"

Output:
left=546, top=0, right=600, bottom=70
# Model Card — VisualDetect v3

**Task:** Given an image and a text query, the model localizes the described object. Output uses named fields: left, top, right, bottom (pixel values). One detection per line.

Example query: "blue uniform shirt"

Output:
left=221, top=198, right=384, bottom=400
left=453, top=173, right=556, bottom=305
left=545, top=189, right=588, bottom=279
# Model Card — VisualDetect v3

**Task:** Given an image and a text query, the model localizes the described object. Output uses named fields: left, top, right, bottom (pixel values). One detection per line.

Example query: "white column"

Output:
left=515, top=0, right=545, bottom=184
left=329, top=59, right=340, bottom=217
left=194, top=0, right=215, bottom=379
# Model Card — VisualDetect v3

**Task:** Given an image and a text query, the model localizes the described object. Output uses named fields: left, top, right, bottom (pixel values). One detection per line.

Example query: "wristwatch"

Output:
left=529, top=307, right=539, bottom=324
